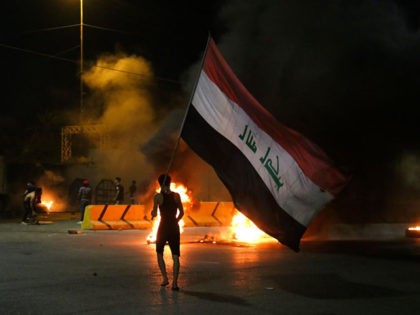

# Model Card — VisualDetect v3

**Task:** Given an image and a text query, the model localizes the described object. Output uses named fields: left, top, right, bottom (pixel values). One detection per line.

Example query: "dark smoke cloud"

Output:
left=217, top=1, right=420, bottom=159
left=141, top=1, right=420, bottom=222
left=141, top=109, right=185, bottom=171
left=203, top=0, right=420, bottom=222
left=141, top=109, right=231, bottom=201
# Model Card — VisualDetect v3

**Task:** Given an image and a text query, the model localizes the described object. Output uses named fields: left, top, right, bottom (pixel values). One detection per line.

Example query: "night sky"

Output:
left=1, top=0, right=419, bottom=223
left=2, top=0, right=225, bottom=123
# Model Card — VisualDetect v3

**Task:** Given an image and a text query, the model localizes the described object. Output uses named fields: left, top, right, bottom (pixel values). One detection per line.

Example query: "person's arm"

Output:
left=29, top=193, right=36, bottom=211
left=175, top=193, right=184, bottom=222
left=114, top=186, right=119, bottom=202
left=88, top=187, right=92, bottom=202
left=151, top=193, right=162, bottom=219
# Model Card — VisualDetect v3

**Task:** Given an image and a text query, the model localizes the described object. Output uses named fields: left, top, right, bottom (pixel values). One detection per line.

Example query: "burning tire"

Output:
left=405, top=226, right=420, bottom=238
left=36, top=203, right=49, bottom=214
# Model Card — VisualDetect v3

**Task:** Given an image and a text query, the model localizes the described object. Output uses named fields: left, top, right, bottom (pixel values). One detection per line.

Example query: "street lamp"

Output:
left=79, top=0, right=84, bottom=121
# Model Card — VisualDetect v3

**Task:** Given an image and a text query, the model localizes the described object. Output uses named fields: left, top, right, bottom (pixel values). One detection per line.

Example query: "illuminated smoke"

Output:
left=36, top=169, right=67, bottom=212
left=65, top=51, right=229, bottom=204
left=77, top=53, right=158, bottom=184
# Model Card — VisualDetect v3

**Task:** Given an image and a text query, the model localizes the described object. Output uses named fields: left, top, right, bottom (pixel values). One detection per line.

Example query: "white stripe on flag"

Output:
left=192, top=71, right=333, bottom=226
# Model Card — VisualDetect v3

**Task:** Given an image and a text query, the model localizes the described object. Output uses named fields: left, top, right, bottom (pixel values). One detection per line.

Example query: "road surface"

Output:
left=0, top=219, right=418, bottom=314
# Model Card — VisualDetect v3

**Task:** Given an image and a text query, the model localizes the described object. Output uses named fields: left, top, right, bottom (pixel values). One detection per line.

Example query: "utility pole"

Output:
left=80, top=0, right=84, bottom=121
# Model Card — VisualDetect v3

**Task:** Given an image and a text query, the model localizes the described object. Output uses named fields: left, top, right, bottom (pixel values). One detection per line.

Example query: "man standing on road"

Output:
left=78, top=179, right=92, bottom=224
left=151, top=174, right=184, bottom=291
left=114, top=177, right=124, bottom=204
left=129, top=180, right=138, bottom=204
left=22, top=182, right=38, bottom=225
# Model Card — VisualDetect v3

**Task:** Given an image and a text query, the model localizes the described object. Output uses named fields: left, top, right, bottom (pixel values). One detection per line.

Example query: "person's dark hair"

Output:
left=26, top=182, right=35, bottom=192
left=115, top=177, right=121, bottom=181
left=158, top=174, right=171, bottom=187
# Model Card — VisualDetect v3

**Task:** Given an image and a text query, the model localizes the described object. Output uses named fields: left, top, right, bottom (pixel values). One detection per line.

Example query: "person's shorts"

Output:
left=156, top=224, right=180, bottom=256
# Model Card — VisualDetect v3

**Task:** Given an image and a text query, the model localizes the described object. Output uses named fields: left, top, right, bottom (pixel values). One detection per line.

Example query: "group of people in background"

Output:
left=21, top=177, right=139, bottom=225
left=77, top=177, right=138, bottom=224
left=115, top=178, right=138, bottom=205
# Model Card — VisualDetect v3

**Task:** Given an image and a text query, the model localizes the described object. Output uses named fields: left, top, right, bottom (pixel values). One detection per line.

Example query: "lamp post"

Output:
left=79, top=0, right=84, bottom=121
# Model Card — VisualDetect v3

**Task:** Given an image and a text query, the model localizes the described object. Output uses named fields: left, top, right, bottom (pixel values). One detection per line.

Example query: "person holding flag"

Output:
left=151, top=174, right=184, bottom=291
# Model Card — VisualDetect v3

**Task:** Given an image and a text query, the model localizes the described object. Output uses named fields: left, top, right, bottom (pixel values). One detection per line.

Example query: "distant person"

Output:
left=114, top=177, right=124, bottom=204
left=21, top=182, right=39, bottom=225
left=151, top=174, right=184, bottom=291
left=23, top=181, right=34, bottom=197
left=77, top=179, right=92, bottom=224
left=129, top=180, right=138, bottom=205
left=34, top=186, right=42, bottom=206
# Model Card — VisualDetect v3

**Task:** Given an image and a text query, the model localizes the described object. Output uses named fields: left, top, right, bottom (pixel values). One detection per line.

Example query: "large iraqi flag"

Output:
left=181, top=38, right=349, bottom=251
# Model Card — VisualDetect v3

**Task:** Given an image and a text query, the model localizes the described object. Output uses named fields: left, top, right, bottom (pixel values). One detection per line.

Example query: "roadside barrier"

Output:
left=212, top=201, right=237, bottom=226
left=184, top=202, right=220, bottom=227
left=81, top=202, right=237, bottom=230
left=81, top=205, right=151, bottom=230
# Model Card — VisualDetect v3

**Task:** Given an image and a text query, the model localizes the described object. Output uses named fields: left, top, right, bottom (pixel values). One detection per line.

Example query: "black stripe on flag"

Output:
left=182, top=105, right=306, bottom=251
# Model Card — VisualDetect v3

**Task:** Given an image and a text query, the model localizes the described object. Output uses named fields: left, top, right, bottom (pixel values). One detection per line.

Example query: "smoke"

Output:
left=140, top=109, right=231, bottom=201
left=61, top=49, right=229, bottom=204
left=36, top=169, right=67, bottom=212
left=140, top=109, right=185, bottom=171
left=7, top=165, right=69, bottom=213
left=52, top=1, right=419, bottom=222
left=397, top=152, right=420, bottom=190
left=217, top=0, right=420, bottom=156
left=74, top=53, right=158, bottom=186
left=72, top=51, right=226, bottom=203
left=207, top=0, right=420, bottom=224
left=139, top=0, right=420, bottom=213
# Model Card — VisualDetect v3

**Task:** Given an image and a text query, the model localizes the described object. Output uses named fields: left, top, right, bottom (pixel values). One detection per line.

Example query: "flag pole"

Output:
left=165, top=33, right=212, bottom=175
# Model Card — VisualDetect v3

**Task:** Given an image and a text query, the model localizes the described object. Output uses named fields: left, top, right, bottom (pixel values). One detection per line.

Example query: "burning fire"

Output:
left=146, top=182, right=190, bottom=244
left=41, top=200, right=53, bottom=211
left=408, top=226, right=420, bottom=231
left=406, top=225, right=420, bottom=238
left=230, top=211, right=267, bottom=243
left=145, top=180, right=273, bottom=245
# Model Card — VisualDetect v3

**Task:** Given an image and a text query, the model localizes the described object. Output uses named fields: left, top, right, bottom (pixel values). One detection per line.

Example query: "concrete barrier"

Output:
left=81, top=205, right=151, bottom=230
left=213, top=201, right=236, bottom=226
left=123, top=205, right=151, bottom=229
left=185, top=202, right=220, bottom=227
left=184, top=201, right=236, bottom=227
left=82, top=202, right=237, bottom=230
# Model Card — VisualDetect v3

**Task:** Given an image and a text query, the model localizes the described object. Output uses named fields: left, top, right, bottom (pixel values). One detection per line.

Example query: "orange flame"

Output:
left=146, top=182, right=190, bottom=244
left=40, top=191, right=55, bottom=211
left=41, top=200, right=53, bottom=211
left=408, top=226, right=420, bottom=231
left=230, top=211, right=269, bottom=243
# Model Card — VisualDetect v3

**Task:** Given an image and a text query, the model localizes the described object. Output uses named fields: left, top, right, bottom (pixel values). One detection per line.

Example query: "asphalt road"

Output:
left=0, top=219, right=419, bottom=315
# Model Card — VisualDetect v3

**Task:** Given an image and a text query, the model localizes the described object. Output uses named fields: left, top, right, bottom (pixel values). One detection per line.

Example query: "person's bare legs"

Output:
left=157, top=253, right=169, bottom=286
left=172, top=254, right=180, bottom=290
